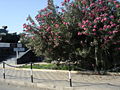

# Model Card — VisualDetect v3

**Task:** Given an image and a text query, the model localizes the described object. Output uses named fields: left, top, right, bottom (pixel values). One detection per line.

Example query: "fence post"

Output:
left=3, top=62, right=5, bottom=79
left=30, top=62, right=33, bottom=83
left=69, top=62, right=72, bottom=87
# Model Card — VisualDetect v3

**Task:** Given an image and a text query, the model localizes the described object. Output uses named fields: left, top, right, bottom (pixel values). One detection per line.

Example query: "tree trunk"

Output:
left=94, top=46, right=100, bottom=74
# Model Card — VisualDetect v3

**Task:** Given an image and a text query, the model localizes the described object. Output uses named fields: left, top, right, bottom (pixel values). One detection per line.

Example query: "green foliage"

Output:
left=19, top=64, right=67, bottom=70
left=19, top=63, right=81, bottom=70
left=22, top=0, right=120, bottom=73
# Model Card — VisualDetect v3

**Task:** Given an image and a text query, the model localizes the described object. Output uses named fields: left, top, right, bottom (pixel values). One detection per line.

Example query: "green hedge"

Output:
left=19, top=63, right=75, bottom=70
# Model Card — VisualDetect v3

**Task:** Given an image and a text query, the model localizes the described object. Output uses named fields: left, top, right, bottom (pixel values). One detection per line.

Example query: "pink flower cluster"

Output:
left=64, top=0, right=70, bottom=2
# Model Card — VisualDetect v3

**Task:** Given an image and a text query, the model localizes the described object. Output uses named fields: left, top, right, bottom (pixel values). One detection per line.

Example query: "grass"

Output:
left=19, top=63, right=70, bottom=70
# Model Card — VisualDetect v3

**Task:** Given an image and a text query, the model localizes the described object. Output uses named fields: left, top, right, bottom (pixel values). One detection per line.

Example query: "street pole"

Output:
left=3, top=62, right=5, bottom=79
left=16, top=50, right=19, bottom=58
left=30, top=62, right=33, bottom=83
left=16, top=50, right=19, bottom=64
left=69, top=61, right=72, bottom=87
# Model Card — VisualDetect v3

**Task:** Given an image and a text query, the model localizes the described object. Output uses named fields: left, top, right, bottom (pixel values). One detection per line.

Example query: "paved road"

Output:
left=0, top=83, right=39, bottom=90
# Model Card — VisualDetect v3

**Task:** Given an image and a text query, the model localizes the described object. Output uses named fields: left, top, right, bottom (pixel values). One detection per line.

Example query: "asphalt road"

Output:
left=0, top=83, right=39, bottom=90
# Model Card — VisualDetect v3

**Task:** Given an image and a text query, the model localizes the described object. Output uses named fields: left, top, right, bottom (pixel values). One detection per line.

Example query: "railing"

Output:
left=1, top=62, right=34, bottom=83
left=0, top=61, right=120, bottom=87
left=0, top=61, right=73, bottom=87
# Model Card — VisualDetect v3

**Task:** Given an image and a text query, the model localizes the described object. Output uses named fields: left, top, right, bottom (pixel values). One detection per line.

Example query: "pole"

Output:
left=16, top=50, right=19, bottom=58
left=30, top=62, right=33, bottom=83
left=16, top=50, right=19, bottom=64
left=3, top=62, right=5, bottom=79
left=69, top=62, right=72, bottom=87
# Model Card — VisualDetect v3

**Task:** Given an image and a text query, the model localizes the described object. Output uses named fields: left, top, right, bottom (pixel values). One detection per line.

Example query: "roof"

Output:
left=0, top=29, right=8, bottom=34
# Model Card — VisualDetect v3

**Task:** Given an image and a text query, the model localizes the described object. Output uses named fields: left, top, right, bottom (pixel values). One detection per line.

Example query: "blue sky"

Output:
left=0, top=0, right=120, bottom=34
left=0, top=0, right=62, bottom=33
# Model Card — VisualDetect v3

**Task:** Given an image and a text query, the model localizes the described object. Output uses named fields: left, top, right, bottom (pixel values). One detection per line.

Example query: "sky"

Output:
left=0, top=0, right=62, bottom=34
left=0, top=0, right=120, bottom=34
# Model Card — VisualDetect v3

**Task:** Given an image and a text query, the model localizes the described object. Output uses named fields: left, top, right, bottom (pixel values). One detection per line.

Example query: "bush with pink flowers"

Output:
left=22, top=0, right=120, bottom=73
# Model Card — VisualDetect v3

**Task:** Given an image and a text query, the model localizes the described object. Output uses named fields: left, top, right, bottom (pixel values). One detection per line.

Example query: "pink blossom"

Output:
left=110, top=15, right=114, bottom=19
left=83, top=32, right=89, bottom=35
left=114, top=1, right=117, bottom=4
left=109, top=36, right=113, bottom=39
left=113, top=42, right=117, bottom=44
left=103, top=25, right=107, bottom=29
left=55, top=32, right=59, bottom=35
left=78, top=23, right=81, bottom=27
left=42, top=20, right=45, bottom=23
left=108, top=31, right=113, bottom=34
left=78, top=32, right=82, bottom=35
left=101, top=19, right=104, bottom=22
left=111, top=24, right=116, bottom=27
left=88, top=22, right=92, bottom=26
left=37, top=26, right=43, bottom=29
left=37, top=14, right=41, bottom=18
left=32, top=31, right=35, bottom=34
left=32, top=22, right=35, bottom=25
left=116, top=4, right=120, bottom=8
left=31, top=36, right=35, bottom=40
left=51, top=21, right=54, bottom=24
left=99, top=1, right=103, bottom=4
left=27, top=27, right=31, bottom=30
left=96, top=17, right=100, bottom=20
left=82, top=10, right=85, bottom=13
left=61, top=2, right=65, bottom=6
left=23, top=24, right=27, bottom=28
left=108, top=0, right=112, bottom=2
left=94, top=19, right=97, bottom=23
left=113, top=30, right=118, bottom=33
left=103, top=18, right=107, bottom=21
left=64, top=0, right=67, bottom=2
left=117, top=48, right=120, bottom=50
left=86, top=6, right=88, bottom=8
left=86, top=20, right=89, bottom=23
left=81, top=0, right=87, bottom=4
left=63, top=22, right=69, bottom=25
left=93, top=25, right=97, bottom=28
left=82, top=20, right=86, bottom=24
left=55, top=24, right=59, bottom=28
left=107, top=25, right=111, bottom=29
left=90, top=3, right=95, bottom=7
left=58, top=36, right=61, bottom=38
left=46, top=27, right=51, bottom=32
left=99, top=28, right=103, bottom=31
left=84, top=28, right=88, bottom=31
left=110, top=21, right=113, bottom=24
left=92, top=29, right=96, bottom=31
left=43, top=8, right=47, bottom=11
left=76, top=5, right=79, bottom=8
left=82, top=25, right=85, bottom=28
left=61, top=9, right=65, bottom=12
left=71, top=4, right=74, bottom=7
left=66, top=0, right=69, bottom=2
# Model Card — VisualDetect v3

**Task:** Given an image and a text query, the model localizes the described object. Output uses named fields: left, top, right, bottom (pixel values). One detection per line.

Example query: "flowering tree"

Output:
left=65, top=0, right=120, bottom=72
left=23, top=0, right=120, bottom=72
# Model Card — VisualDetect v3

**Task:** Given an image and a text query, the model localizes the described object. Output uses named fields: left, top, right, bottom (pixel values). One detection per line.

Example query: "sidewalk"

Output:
left=0, top=63, right=120, bottom=90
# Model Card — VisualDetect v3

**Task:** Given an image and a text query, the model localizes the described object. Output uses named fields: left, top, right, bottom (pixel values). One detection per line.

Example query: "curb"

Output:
left=0, top=78, right=77, bottom=90
left=1, top=66, right=120, bottom=75
left=0, top=67, right=79, bottom=74
left=0, top=78, right=56, bottom=90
